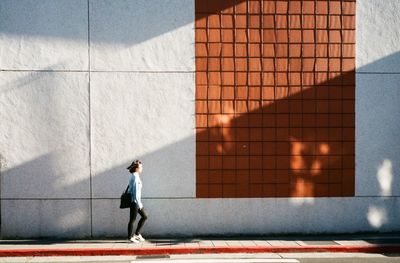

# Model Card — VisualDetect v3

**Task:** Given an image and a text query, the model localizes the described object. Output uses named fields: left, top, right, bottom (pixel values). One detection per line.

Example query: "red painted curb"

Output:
left=1, top=245, right=400, bottom=257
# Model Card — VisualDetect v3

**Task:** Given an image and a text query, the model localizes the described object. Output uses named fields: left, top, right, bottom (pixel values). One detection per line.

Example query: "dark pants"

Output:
left=128, top=202, right=148, bottom=238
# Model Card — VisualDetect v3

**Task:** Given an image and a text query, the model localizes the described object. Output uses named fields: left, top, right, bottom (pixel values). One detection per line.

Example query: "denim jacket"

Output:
left=128, top=172, right=143, bottom=209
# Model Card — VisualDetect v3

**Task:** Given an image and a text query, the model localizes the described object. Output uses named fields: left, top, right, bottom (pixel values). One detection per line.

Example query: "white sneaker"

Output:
left=129, top=236, right=140, bottom=243
left=136, top=234, right=145, bottom=242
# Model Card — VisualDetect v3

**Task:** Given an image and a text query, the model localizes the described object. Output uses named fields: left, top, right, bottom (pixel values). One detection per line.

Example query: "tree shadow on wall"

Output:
left=195, top=70, right=356, bottom=198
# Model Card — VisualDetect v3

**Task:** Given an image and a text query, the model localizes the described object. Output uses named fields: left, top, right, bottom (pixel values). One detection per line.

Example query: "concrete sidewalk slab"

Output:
left=1, top=234, right=400, bottom=257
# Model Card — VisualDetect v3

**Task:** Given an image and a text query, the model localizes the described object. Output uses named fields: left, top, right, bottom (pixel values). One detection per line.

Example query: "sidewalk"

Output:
left=1, top=233, right=400, bottom=257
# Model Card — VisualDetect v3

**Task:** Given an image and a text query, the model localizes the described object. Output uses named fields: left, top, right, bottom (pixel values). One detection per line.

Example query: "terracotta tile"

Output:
left=250, top=128, right=263, bottom=141
left=222, top=170, right=236, bottom=184
left=343, top=30, right=355, bottom=43
left=263, top=170, right=276, bottom=183
left=290, top=30, right=302, bottom=43
left=235, top=127, right=249, bottom=141
left=235, top=58, right=248, bottom=71
left=301, top=58, right=314, bottom=72
left=196, top=114, right=208, bottom=128
left=329, top=30, right=341, bottom=43
left=316, top=1, right=328, bottom=14
left=289, top=44, right=301, bottom=58
left=343, top=155, right=355, bottom=169
left=236, top=114, right=250, bottom=127
left=262, top=141, right=276, bottom=155
left=263, top=29, right=276, bottom=43
left=263, top=44, right=275, bottom=57
left=276, top=1, right=288, bottom=14
left=329, top=15, right=341, bottom=29
left=235, top=86, right=247, bottom=100
left=302, top=1, right=315, bottom=14
left=314, top=184, right=329, bottom=197
left=329, top=114, right=342, bottom=127
left=342, top=44, right=355, bottom=58
left=275, top=73, right=288, bottom=87
left=221, top=57, right=234, bottom=71
left=329, top=184, right=342, bottom=197
left=288, top=72, right=301, bottom=85
left=263, top=128, right=277, bottom=141
left=276, top=127, right=290, bottom=141
left=315, top=72, right=328, bottom=84
left=222, top=29, right=234, bottom=43
left=263, top=15, right=274, bottom=28
left=249, top=15, right=261, bottom=28
left=249, top=142, right=262, bottom=155
left=276, top=141, right=290, bottom=155
left=343, top=100, right=355, bottom=114
left=249, top=184, right=262, bottom=197
left=222, top=72, right=235, bottom=85
left=328, top=127, right=342, bottom=141
left=276, top=44, right=288, bottom=57
left=275, top=86, right=288, bottom=100
left=262, top=73, right=275, bottom=86
left=196, top=43, right=208, bottom=57
left=316, top=43, right=328, bottom=57
left=208, top=57, right=220, bottom=71
left=303, top=30, right=315, bottom=43
left=221, top=14, right=234, bottom=28
left=196, top=28, right=207, bottom=43
left=235, top=14, right=247, bottom=28
left=276, top=184, right=290, bottom=197
left=250, top=157, right=263, bottom=170
left=289, top=1, right=301, bottom=14
left=303, top=114, right=316, bottom=127
left=302, top=15, right=315, bottom=29
left=342, top=58, right=355, bottom=72
left=196, top=58, right=207, bottom=71
left=221, top=0, right=235, bottom=14
left=209, top=156, right=223, bottom=169
left=249, top=0, right=261, bottom=13
left=329, top=58, right=341, bottom=71
left=221, top=100, right=234, bottom=114
left=276, top=114, right=290, bottom=129
left=209, top=127, right=223, bottom=141
left=237, top=156, right=250, bottom=169
left=249, top=58, right=262, bottom=71
left=342, top=174, right=355, bottom=196
left=276, top=100, right=289, bottom=114
left=222, top=156, right=236, bottom=169
left=222, top=141, right=235, bottom=155
left=276, top=29, right=288, bottom=43
left=209, top=170, right=222, bottom=184
left=343, top=113, right=355, bottom=127
left=343, top=16, right=355, bottom=30
left=236, top=0, right=247, bottom=14
left=263, top=156, right=276, bottom=169
left=343, top=142, right=355, bottom=155
left=222, top=86, right=234, bottom=100
left=249, top=43, right=261, bottom=57
left=207, top=86, right=220, bottom=100
left=250, top=29, right=262, bottom=43
left=249, top=101, right=261, bottom=113
left=274, top=58, right=287, bottom=71
left=196, top=128, right=208, bottom=141
left=196, top=101, right=208, bottom=114
left=235, top=29, right=248, bottom=42
left=235, top=72, right=248, bottom=86
left=222, top=43, right=234, bottom=56
left=195, top=0, right=208, bottom=13
left=343, top=72, right=355, bottom=85
left=263, top=0, right=275, bottom=14
left=316, top=15, right=328, bottom=29
left=223, top=184, right=236, bottom=197
left=329, top=100, right=342, bottom=113
left=289, top=85, right=302, bottom=96
left=196, top=141, right=208, bottom=155
left=209, top=29, right=221, bottom=42
left=262, top=114, right=276, bottom=128
left=208, top=184, right=223, bottom=198
left=315, top=58, right=328, bottom=72
left=208, top=114, right=222, bottom=127
left=249, top=86, right=261, bottom=100
left=342, top=1, right=356, bottom=15
left=196, top=184, right=208, bottom=198
left=302, top=44, right=315, bottom=57
left=289, top=58, right=301, bottom=72
left=208, top=14, right=220, bottom=28
left=262, top=184, right=276, bottom=197
left=236, top=142, right=249, bottom=156
left=261, top=86, right=274, bottom=100
left=196, top=156, right=208, bottom=170
left=208, top=101, right=221, bottom=114
left=275, top=15, right=287, bottom=29
left=208, top=72, right=221, bottom=85
left=316, top=30, right=328, bottom=43
left=302, top=73, right=314, bottom=86
left=288, top=114, right=301, bottom=127
left=196, top=72, right=207, bottom=86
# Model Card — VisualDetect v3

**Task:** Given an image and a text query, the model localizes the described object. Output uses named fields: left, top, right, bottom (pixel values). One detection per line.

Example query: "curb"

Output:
left=1, top=245, right=400, bottom=257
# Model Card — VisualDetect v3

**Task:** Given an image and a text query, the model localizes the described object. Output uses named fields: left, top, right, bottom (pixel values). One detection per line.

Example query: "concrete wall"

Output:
left=0, top=0, right=400, bottom=238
